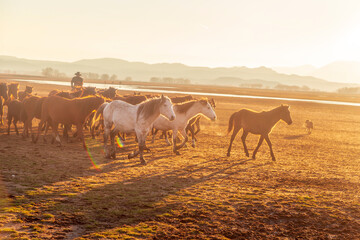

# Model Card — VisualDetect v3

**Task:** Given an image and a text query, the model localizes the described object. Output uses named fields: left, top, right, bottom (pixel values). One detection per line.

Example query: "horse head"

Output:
left=159, top=94, right=175, bottom=121
left=280, top=105, right=292, bottom=125
left=25, top=86, right=33, bottom=93
left=199, top=99, right=217, bottom=121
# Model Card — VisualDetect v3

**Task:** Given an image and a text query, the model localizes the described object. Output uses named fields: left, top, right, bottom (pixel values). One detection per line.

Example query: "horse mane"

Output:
left=136, top=97, right=162, bottom=121
left=174, top=99, right=208, bottom=113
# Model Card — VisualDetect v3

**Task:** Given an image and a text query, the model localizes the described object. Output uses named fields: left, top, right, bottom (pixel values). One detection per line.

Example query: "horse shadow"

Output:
left=283, top=134, right=308, bottom=140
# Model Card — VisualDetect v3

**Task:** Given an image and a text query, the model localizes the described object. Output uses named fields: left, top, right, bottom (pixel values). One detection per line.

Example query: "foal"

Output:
left=227, top=105, right=292, bottom=161
left=152, top=99, right=216, bottom=155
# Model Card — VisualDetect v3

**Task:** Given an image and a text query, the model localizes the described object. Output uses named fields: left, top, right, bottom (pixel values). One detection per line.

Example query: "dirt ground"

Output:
left=0, top=82, right=360, bottom=239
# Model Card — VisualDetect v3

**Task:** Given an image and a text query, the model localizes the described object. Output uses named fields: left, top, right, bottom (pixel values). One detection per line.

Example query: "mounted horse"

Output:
left=102, top=95, right=175, bottom=164
left=227, top=105, right=292, bottom=161
left=152, top=99, right=216, bottom=155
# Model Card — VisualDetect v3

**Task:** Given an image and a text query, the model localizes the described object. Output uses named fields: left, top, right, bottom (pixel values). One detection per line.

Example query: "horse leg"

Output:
left=172, top=129, right=181, bottom=155
left=110, top=129, right=118, bottom=159
left=194, top=118, right=201, bottom=135
left=32, top=120, right=44, bottom=143
left=252, top=135, right=264, bottom=160
left=7, top=115, right=12, bottom=135
left=164, top=131, right=171, bottom=146
left=13, top=118, right=19, bottom=135
left=175, top=129, right=188, bottom=153
left=103, top=126, right=111, bottom=159
left=43, top=121, right=51, bottom=143
left=241, top=131, right=249, bottom=157
left=76, top=124, right=86, bottom=149
left=264, top=135, right=276, bottom=161
left=51, top=123, right=62, bottom=147
left=137, top=132, right=147, bottom=165
left=186, top=123, right=196, bottom=148
left=151, top=128, right=159, bottom=143
left=227, top=126, right=241, bottom=157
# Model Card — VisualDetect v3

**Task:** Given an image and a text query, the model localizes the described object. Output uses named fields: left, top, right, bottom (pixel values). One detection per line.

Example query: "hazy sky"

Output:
left=1, top=0, right=360, bottom=67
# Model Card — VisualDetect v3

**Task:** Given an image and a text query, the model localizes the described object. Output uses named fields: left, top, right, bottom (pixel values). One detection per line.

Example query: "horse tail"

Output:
left=91, top=102, right=108, bottom=129
left=227, top=111, right=239, bottom=134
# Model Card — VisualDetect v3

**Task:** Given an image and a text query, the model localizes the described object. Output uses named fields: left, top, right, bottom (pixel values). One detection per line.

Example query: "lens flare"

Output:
left=84, top=139, right=101, bottom=171
left=116, top=136, right=124, bottom=148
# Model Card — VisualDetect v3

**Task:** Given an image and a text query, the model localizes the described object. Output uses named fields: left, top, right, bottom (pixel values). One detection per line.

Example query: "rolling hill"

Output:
left=0, top=56, right=358, bottom=91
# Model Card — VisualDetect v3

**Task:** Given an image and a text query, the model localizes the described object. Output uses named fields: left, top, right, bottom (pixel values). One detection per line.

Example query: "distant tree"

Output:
left=42, top=67, right=54, bottom=77
left=125, top=76, right=132, bottom=81
left=86, top=72, right=99, bottom=80
left=337, top=87, right=360, bottom=94
left=101, top=74, right=109, bottom=81
left=110, top=74, right=117, bottom=81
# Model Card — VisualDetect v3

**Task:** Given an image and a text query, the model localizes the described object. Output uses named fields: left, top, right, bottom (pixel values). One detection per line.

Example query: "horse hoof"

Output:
left=246, top=153, right=249, bottom=157
left=140, top=160, right=146, bottom=165
left=252, top=156, right=256, bottom=160
left=128, top=153, right=133, bottom=159
left=191, top=143, right=196, bottom=148
left=175, top=151, right=180, bottom=155
left=272, top=157, right=276, bottom=162
left=111, top=152, right=116, bottom=159
left=227, top=152, right=230, bottom=157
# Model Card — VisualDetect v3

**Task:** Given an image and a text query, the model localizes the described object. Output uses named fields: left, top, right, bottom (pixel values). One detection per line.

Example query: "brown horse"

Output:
left=171, top=95, right=193, bottom=103
left=113, top=95, right=147, bottom=105
left=8, top=83, right=19, bottom=99
left=21, top=96, right=46, bottom=137
left=18, top=86, right=33, bottom=101
left=0, top=83, right=8, bottom=125
left=33, top=95, right=104, bottom=148
left=98, top=87, right=117, bottom=99
left=4, top=96, right=23, bottom=135
left=227, top=105, right=292, bottom=161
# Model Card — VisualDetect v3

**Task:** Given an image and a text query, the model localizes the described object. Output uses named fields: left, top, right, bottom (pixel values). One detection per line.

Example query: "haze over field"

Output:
left=1, top=0, right=360, bottom=93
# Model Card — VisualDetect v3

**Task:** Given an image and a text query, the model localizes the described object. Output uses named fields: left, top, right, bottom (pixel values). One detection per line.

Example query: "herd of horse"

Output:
left=0, top=82, right=293, bottom=164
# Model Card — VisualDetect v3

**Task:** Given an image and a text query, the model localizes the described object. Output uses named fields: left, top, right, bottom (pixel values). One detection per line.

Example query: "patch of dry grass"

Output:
left=0, top=92, right=359, bottom=239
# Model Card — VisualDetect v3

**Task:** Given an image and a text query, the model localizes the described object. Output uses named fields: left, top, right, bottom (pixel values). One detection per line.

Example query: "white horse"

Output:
left=103, top=95, right=175, bottom=164
left=152, top=99, right=216, bottom=155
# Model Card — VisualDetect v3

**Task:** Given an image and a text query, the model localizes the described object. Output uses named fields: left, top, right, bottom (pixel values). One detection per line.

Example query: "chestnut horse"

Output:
left=0, top=83, right=8, bottom=125
left=21, top=96, right=46, bottom=137
left=4, top=96, right=22, bottom=135
left=227, top=105, right=292, bottom=161
left=8, top=83, right=19, bottom=99
left=33, top=95, right=104, bottom=148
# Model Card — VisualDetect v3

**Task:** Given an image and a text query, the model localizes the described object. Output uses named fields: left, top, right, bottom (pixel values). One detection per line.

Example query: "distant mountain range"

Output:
left=273, top=61, right=360, bottom=84
left=1, top=56, right=359, bottom=92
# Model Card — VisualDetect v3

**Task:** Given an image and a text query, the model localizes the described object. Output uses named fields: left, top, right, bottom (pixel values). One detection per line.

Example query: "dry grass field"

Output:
left=0, top=83, right=360, bottom=239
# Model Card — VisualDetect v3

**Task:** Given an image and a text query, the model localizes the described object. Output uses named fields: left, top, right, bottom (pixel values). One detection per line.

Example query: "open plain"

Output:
left=0, top=82, right=359, bottom=239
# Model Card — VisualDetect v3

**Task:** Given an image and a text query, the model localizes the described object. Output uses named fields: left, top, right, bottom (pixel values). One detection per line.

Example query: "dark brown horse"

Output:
left=98, top=87, right=117, bottom=99
left=171, top=95, right=193, bottom=103
left=33, top=95, right=104, bottom=148
left=113, top=95, right=147, bottom=105
left=0, top=83, right=8, bottom=125
left=18, top=86, right=33, bottom=101
left=8, top=83, right=19, bottom=99
left=21, top=96, right=46, bottom=137
left=227, top=105, right=292, bottom=161
left=4, top=96, right=22, bottom=135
